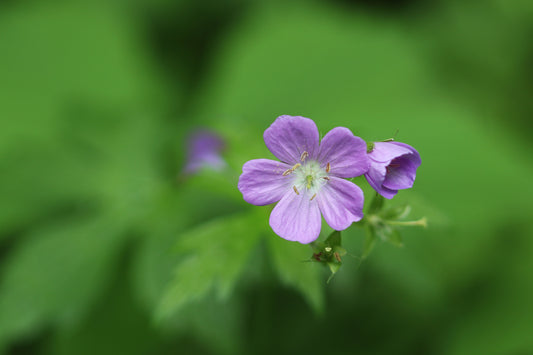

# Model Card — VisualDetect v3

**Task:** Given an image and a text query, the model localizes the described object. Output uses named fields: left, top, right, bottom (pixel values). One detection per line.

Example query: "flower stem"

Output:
left=386, top=217, right=427, bottom=228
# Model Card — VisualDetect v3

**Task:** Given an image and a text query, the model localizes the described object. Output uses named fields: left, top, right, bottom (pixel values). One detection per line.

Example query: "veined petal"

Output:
left=238, top=159, right=292, bottom=206
left=317, top=127, right=369, bottom=178
left=263, top=115, right=319, bottom=165
left=317, top=177, right=364, bottom=231
left=365, top=164, right=398, bottom=199
left=382, top=155, right=418, bottom=190
left=269, top=189, right=321, bottom=244
left=369, top=141, right=416, bottom=163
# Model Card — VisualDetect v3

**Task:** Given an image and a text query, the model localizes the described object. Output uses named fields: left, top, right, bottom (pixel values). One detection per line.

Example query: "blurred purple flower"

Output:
left=183, top=130, right=226, bottom=175
left=238, top=115, right=369, bottom=244
left=365, top=141, right=421, bottom=199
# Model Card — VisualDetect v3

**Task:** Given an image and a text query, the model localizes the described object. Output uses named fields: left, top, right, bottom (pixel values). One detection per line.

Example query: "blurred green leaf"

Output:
left=0, top=1, right=166, bottom=234
left=362, top=225, right=377, bottom=259
left=0, top=215, right=127, bottom=349
left=155, top=210, right=264, bottom=321
left=267, top=235, right=324, bottom=313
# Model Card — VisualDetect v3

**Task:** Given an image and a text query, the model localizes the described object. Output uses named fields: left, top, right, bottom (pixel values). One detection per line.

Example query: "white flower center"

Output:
left=292, top=160, right=329, bottom=196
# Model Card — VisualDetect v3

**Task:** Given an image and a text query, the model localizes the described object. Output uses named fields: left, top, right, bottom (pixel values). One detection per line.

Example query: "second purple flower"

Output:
left=238, top=115, right=369, bottom=244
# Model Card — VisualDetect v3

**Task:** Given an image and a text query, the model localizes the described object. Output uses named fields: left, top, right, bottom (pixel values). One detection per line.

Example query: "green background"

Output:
left=0, top=0, right=532, bottom=354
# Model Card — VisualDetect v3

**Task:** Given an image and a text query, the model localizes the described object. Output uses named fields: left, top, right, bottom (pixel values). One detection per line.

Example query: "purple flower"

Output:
left=238, top=115, right=369, bottom=244
left=365, top=141, right=421, bottom=199
left=183, top=130, right=226, bottom=175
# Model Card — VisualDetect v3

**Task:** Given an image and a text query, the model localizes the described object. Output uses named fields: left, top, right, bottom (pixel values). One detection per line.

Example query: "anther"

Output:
left=326, top=163, right=331, bottom=173
left=310, top=193, right=317, bottom=201
left=334, top=252, right=342, bottom=262
left=282, top=163, right=301, bottom=176
left=293, top=186, right=300, bottom=195
left=322, top=177, right=330, bottom=181
left=300, top=151, right=309, bottom=162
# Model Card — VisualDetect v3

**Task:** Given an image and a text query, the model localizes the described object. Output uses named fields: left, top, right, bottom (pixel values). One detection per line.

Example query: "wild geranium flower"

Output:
left=238, top=115, right=369, bottom=244
left=365, top=141, right=421, bottom=199
left=183, top=130, right=226, bottom=175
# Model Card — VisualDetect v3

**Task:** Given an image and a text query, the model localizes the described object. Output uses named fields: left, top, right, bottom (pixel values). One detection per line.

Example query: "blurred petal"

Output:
left=317, top=127, right=369, bottom=178
left=238, top=159, right=292, bottom=206
left=269, top=189, right=321, bottom=244
left=263, top=115, right=319, bottom=165
left=317, top=177, right=364, bottom=230
left=184, top=130, right=226, bottom=174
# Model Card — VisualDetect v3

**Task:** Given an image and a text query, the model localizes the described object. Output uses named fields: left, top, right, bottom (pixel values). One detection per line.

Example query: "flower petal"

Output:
left=369, top=141, right=415, bottom=163
left=365, top=164, right=398, bottom=199
left=269, top=189, right=321, bottom=244
left=317, top=127, right=369, bottom=178
left=382, top=155, right=418, bottom=190
left=238, top=159, right=293, bottom=206
left=317, top=177, right=364, bottom=230
left=263, top=115, right=320, bottom=165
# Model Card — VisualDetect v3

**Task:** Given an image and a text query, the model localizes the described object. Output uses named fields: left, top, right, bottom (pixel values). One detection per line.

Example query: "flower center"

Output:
left=292, top=160, right=329, bottom=197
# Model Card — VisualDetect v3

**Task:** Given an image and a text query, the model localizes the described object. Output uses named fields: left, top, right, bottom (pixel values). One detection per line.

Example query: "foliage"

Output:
left=0, top=0, right=532, bottom=354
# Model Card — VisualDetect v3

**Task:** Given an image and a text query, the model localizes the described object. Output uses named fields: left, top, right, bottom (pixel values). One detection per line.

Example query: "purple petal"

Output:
left=269, top=189, right=321, bottom=244
left=317, top=127, right=369, bottom=178
left=317, top=177, right=364, bottom=230
left=238, top=159, right=293, bottom=206
left=263, top=115, right=319, bottom=165
left=382, top=155, right=418, bottom=190
left=369, top=141, right=415, bottom=163
left=366, top=141, right=421, bottom=199
left=365, top=163, right=398, bottom=199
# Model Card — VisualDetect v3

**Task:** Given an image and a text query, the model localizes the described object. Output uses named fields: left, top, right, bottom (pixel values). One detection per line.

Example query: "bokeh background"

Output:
left=1, top=0, right=533, bottom=354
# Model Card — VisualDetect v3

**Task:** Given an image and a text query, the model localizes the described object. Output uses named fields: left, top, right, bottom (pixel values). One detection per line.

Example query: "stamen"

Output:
left=282, top=163, right=301, bottom=176
left=293, top=186, right=300, bottom=195
left=322, top=177, right=330, bottom=181
left=326, top=163, right=331, bottom=173
left=310, top=193, right=317, bottom=201
left=334, top=252, right=342, bottom=262
left=300, top=151, right=309, bottom=162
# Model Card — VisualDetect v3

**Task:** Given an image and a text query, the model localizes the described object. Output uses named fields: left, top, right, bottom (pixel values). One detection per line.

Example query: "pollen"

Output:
left=326, top=163, right=331, bottom=173
left=310, top=193, right=317, bottom=201
left=293, top=186, right=300, bottom=195
left=282, top=163, right=301, bottom=176
left=300, top=151, right=309, bottom=162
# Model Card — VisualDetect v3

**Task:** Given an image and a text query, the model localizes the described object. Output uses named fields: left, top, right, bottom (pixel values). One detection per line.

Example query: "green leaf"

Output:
left=267, top=236, right=325, bottom=313
left=0, top=215, right=127, bottom=349
left=155, top=211, right=264, bottom=322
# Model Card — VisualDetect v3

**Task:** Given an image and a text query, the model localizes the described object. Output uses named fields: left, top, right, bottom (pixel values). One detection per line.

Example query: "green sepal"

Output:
left=326, top=262, right=341, bottom=283
left=325, top=230, right=341, bottom=248
left=309, top=231, right=345, bottom=282
left=366, top=141, right=375, bottom=153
